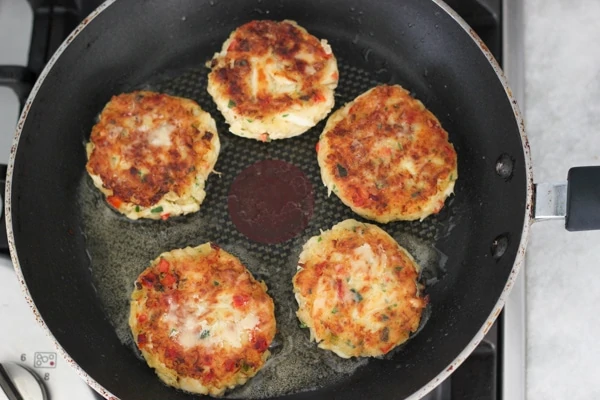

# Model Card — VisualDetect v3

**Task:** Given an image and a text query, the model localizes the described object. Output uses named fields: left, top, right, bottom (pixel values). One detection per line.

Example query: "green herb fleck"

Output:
left=169, top=328, right=178, bottom=337
left=318, top=236, right=322, bottom=242
left=395, top=266, right=403, bottom=272
left=336, top=163, right=348, bottom=177
left=411, top=191, right=421, bottom=198
left=299, top=320, right=308, bottom=329
left=350, top=288, right=363, bottom=302
left=450, top=173, right=456, bottom=181
left=151, top=206, right=163, bottom=213
left=375, top=181, right=386, bottom=189
left=213, top=280, right=220, bottom=286
left=377, top=123, right=383, bottom=130
left=228, top=99, right=236, bottom=108
left=397, top=142, right=403, bottom=150
left=135, top=205, right=140, bottom=212
left=200, top=330, right=210, bottom=339
left=247, top=119, right=253, bottom=123
left=381, top=314, right=389, bottom=321
left=332, top=184, right=337, bottom=192
left=331, top=307, right=338, bottom=314
left=241, top=361, right=251, bottom=372
left=393, top=103, right=400, bottom=109
left=282, top=114, right=289, bottom=117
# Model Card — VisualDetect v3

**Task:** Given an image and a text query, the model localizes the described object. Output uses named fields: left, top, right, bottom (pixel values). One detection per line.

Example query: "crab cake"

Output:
left=129, top=243, right=276, bottom=396
left=207, top=19, right=338, bottom=141
left=293, top=219, right=427, bottom=358
left=86, top=91, right=220, bottom=220
left=317, top=85, right=458, bottom=222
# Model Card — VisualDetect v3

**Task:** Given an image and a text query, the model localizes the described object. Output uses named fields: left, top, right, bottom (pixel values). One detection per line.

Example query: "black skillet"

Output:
left=3, top=0, right=600, bottom=399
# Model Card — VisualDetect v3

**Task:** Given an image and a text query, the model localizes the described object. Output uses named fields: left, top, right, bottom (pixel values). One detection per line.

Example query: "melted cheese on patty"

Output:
left=129, top=243, right=276, bottom=396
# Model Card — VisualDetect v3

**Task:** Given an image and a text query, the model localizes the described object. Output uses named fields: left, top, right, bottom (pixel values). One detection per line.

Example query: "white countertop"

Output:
left=525, top=0, right=600, bottom=398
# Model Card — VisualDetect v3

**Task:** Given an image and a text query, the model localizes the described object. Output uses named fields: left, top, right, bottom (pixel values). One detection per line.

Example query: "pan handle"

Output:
left=534, top=166, right=600, bottom=231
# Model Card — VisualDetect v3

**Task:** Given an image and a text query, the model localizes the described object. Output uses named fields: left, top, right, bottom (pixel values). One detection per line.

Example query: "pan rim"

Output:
left=4, top=0, right=534, bottom=399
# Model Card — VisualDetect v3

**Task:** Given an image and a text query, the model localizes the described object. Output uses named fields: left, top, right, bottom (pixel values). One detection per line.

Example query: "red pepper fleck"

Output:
left=165, top=347, right=178, bottom=359
left=107, top=195, right=123, bottom=209
left=253, top=336, right=269, bottom=352
left=157, top=258, right=170, bottom=273
left=352, top=190, right=368, bottom=207
left=204, top=370, right=215, bottom=381
left=160, top=213, right=170, bottom=221
left=315, top=142, right=320, bottom=153
left=141, top=273, right=156, bottom=288
left=381, top=344, right=394, bottom=354
left=162, top=273, right=176, bottom=287
left=137, top=333, right=147, bottom=346
left=137, top=313, right=147, bottom=323
left=210, top=242, right=220, bottom=251
left=224, top=359, right=237, bottom=372
left=369, top=193, right=380, bottom=202
left=233, top=294, right=250, bottom=308
left=336, top=279, right=344, bottom=300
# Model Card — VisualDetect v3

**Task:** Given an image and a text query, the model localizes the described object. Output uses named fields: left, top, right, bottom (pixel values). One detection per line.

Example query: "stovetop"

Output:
left=0, top=1, right=524, bottom=399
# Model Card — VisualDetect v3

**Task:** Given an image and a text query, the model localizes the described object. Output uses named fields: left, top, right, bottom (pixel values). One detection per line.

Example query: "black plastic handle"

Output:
left=566, top=166, right=600, bottom=231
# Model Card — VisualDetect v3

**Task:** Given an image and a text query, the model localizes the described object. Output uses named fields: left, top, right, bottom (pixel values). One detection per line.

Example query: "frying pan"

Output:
left=3, top=0, right=599, bottom=399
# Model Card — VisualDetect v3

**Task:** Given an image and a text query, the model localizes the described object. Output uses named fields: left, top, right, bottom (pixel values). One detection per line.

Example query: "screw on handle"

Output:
left=566, top=166, right=600, bottom=231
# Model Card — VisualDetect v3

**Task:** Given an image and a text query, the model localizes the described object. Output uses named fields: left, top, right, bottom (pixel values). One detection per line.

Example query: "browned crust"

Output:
left=293, top=220, right=427, bottom=357
left=86, top=91, right=217, bottom=207
left=318, top=85, right=458, bottom=221
left=130, top=245, right=276, bottom=390
left=208, top=20, right=337, bottom=118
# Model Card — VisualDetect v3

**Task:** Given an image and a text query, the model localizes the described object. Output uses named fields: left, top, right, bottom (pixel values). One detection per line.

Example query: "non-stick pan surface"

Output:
left=7, top=0, right=530, bottom=399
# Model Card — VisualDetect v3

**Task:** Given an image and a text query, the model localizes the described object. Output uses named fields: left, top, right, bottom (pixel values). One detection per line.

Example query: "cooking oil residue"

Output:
left=393, top=232, right=448, bottom=287
left=78, top=174, right=368, bottom=399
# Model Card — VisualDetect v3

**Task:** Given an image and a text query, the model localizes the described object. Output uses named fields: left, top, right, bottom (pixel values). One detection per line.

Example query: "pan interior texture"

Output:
left=78, top=61, right=446, bottom=399
left=9, top=1, right=527, bottom=399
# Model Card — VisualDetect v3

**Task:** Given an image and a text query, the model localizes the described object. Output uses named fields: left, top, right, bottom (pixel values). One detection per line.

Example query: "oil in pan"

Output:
left=78, top=59, right=453, bottom=398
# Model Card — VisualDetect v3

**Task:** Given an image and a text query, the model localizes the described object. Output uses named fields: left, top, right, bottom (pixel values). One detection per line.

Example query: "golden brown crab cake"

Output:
left=129, top=243, right=276, bottom=396
left=317, top=84, right=458, bottom=222
left=293, top=219, right=427, bottom=358
left=85, top=91, right=220, bottom=220
left=207, top=19, right=338, bottom=142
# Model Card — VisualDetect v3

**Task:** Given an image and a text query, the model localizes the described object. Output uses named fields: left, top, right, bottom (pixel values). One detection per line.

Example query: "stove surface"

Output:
left=0, top=1, right=525, bottom=399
